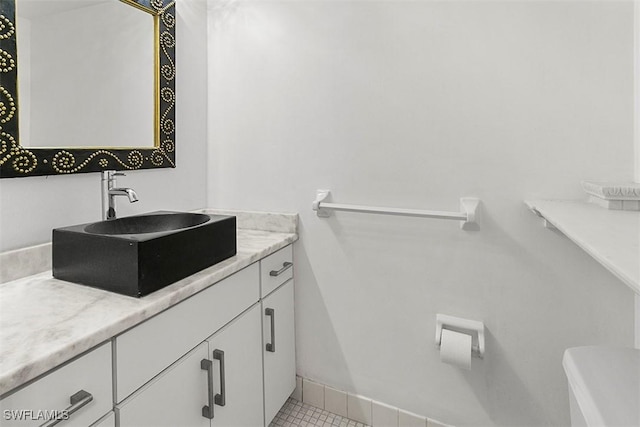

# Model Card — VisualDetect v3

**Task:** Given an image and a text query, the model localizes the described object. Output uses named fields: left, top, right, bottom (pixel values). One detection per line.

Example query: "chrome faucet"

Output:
left=101, top=170, right=139, bottom=220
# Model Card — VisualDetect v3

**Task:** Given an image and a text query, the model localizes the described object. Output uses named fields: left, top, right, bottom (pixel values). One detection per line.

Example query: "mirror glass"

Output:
left=16, top=0, right=155, bottom=148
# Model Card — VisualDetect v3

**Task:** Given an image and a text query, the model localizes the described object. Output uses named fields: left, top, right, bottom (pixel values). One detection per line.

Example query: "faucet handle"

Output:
left=102, top=170, right=125, bottom=179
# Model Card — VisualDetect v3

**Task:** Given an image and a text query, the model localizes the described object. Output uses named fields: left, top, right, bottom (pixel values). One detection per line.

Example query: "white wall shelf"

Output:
left=526, top=200, right=640, bottom=294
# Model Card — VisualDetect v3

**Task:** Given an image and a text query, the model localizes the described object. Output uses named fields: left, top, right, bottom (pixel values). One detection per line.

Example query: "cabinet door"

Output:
left=263, top=280, right=296, bottom=424
left=206, top=304, right=264, bottom=427
left=117, top=342, right=210, bottom=427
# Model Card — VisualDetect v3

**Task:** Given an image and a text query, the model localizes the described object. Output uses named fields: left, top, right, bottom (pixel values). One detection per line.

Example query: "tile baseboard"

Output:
left=293, top=376, right=452, bottom=427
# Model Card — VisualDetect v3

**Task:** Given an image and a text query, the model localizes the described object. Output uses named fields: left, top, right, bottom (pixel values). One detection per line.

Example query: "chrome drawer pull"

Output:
left=269, top=262, right=292, bottom=277
left=39, top=390, right=93, bottom=427
left=213, top=350, right=226, bottom=407
left=265, top=308, right=276, bottom=352
left=201, top=359, right=215, bottom=419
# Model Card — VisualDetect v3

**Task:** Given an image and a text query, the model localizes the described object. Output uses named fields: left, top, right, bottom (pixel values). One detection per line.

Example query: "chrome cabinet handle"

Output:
left=265, top=308, right=276, bottom=352
left=269, top=262, right=293, bottom=277
left=213, top=350, right=226, bottom=407
left=201, top=359, right=214, bottom=419
left=39, top=390, right=93, bottom=427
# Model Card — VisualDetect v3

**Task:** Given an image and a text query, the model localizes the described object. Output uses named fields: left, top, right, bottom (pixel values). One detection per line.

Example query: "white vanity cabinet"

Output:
left=114, top=264, right=260, bottom=402
left=1, top=243, right=296, bottom=427
left=262, top=279, right=296, bottom=424
left=118, top=304, right=267, bottom=427
left=117, top=244, right=295, bottom=426
left=0, top=343, right=112, bottom=427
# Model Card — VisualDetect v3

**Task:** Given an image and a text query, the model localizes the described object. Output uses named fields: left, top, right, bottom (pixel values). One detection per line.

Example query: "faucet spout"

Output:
left=110, top=188, right=139, bottom=203
left=101, top=171, right=139, bottom=220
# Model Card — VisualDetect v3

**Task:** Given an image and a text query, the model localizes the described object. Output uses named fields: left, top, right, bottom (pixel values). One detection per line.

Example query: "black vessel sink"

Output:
left=53, top=211, right=236, bottom=297
left=84, top=212, right=211, bottom=235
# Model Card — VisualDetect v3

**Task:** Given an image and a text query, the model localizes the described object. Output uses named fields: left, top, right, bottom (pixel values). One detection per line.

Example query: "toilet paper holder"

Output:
left=435, top=314, right=485, bottom=358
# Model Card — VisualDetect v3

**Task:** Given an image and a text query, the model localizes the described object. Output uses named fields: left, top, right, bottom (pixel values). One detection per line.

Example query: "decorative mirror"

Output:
left=0, top=0, right=176, bottom=178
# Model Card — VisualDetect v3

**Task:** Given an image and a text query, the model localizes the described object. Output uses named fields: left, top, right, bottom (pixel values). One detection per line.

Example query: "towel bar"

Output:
left=312, top=189, right=479, bottom=229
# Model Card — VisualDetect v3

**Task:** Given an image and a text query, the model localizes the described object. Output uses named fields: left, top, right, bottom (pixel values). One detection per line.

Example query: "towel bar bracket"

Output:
left=312, top=189, right=332, bottom=218
left=459, top=197, right=480, bottom=230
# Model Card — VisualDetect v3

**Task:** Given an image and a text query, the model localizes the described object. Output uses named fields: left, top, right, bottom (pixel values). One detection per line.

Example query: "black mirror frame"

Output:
left=0, top=0, right=176, bottom=178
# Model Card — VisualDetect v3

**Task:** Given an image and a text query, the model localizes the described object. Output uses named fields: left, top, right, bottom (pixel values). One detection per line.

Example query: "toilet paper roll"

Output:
left=440, top=329, right=472, bottom=370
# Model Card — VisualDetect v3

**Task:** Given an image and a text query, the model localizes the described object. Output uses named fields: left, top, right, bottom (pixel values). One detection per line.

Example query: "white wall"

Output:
left=634, top=0, right=640, bottom=350
left=0, top=0, right=209, bottom=252
left=636, top=295, right=640, bottom=349
left=636, top=0, right=640, bottom=183
left=207, top=1, right=635, bottom=425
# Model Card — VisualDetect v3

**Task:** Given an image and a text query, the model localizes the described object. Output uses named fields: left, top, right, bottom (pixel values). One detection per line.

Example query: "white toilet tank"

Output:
left=563, top=346, right=640, bottom=426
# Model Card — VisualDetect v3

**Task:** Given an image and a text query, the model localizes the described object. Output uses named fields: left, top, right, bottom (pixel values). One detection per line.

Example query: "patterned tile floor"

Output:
left=270, top=397, right=369, bottom=427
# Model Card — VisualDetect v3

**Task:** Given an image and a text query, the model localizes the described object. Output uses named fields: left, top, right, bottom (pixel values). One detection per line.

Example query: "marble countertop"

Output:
left=525, top=200, right=639, bottom=294
left=0, top=227, right=297, bottom=396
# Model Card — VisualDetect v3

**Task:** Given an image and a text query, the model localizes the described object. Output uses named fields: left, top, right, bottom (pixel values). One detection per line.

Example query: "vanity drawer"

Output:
left=0, top=343, right=112, bottom=427
left=115, top=263, right=259, bottom=402
left=260, top=245, right=293, bottom=297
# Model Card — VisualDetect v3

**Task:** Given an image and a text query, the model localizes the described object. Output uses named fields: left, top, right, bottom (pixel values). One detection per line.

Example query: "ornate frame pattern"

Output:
left=0, top=0, right=176, bottom=178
